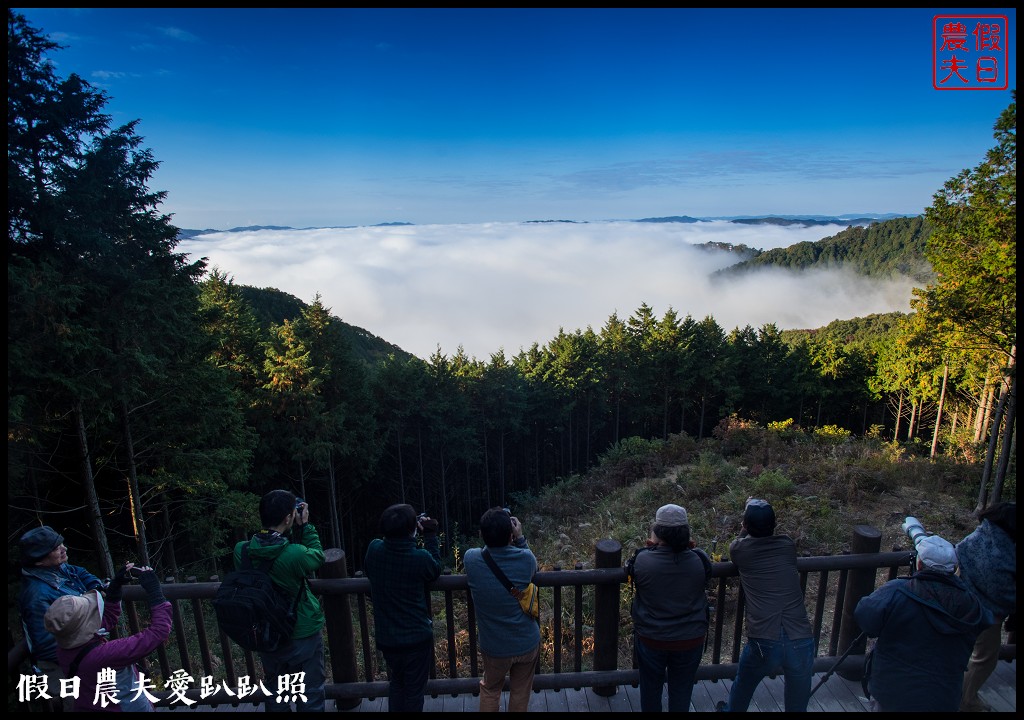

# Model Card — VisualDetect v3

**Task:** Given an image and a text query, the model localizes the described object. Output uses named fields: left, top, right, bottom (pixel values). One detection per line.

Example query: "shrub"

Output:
left=813, top=424, right=852, bottom=443
left=747, top=469, right=796, bottom=499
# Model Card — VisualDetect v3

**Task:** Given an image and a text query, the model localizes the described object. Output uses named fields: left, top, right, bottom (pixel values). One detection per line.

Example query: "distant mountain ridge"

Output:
left=175, top=213, right=911, bottom=239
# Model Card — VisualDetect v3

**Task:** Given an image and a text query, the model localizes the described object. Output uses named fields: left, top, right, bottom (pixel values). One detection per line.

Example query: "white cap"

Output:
left=915, top=534, right=958, bottom=573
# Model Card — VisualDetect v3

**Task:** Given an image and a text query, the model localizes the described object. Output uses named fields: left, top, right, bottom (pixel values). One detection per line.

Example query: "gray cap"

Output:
left=655, top=504, right=689, bottom=528
left=19, top=526, right=64, bottom=565
left=915, top=535, right=958, bottom=573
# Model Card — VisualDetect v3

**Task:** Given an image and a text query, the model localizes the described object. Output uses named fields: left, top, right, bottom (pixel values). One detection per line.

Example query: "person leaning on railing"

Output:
left=716, top=498, right=815, bottom=713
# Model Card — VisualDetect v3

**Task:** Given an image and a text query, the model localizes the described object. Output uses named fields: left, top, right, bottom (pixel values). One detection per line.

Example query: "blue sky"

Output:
left=13, top=8, right=1017, bottom=230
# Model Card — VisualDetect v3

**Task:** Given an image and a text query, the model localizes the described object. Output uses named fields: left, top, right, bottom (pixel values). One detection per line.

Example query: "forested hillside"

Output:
left=7, top=13, right=1015, bottom=591
left=713, top=215, right=934, bottom=283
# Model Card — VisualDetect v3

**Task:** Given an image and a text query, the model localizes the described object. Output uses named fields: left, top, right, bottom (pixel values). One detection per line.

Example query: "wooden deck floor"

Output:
left=158, top=658, right=1016, bottom=712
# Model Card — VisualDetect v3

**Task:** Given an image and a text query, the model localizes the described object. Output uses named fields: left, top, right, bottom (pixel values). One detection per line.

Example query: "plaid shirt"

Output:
left=364, top=533, right=442, bottom=649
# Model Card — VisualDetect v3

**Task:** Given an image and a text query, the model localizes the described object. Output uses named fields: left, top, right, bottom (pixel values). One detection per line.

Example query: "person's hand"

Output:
left=419, top=516, right=439, bottom=534
left=294, top=502, right=309, bottom=527
left=135, top=566, right=167, bottom=606
left=106, top=562, right=135, bottom=602
left=510, top=516, right=524, bottom=540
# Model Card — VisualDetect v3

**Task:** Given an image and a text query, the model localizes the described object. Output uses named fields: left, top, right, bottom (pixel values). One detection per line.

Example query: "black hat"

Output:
left=743, top=499, right=776, bottom=537
left=19, top=526, right=64, bottom=565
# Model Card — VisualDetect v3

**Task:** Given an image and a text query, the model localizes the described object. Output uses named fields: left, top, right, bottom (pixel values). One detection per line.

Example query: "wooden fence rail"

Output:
left=8, top=526, right=1015, bottom=709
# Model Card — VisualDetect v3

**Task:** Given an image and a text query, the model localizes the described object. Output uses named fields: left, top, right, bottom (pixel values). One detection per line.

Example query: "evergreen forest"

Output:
left=7, top=11, right=1016, bottom=585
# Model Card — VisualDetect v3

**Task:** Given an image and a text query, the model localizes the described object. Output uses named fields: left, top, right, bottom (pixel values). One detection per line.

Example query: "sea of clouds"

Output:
left=178, top=220, right=918, bottom=360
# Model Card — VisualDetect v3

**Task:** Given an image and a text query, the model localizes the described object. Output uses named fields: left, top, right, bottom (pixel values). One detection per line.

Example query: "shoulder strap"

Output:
left=242, top=543, right=306, bottom=611
left=480, top=548, right=518, bottom=595
left=69, top=638, right=104, bottom=676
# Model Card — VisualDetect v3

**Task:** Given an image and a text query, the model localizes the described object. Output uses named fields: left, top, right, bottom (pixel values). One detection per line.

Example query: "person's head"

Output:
left=651, top=503, right=691, bottom=552
left=379, top=504, right=417, bottom=539
left=977, top=501, right=1016, bottom=544
left=480, top=506, right=514, bottom=548
left=742, top=498, right=776, bottom=538
left=259, top=489, right=297, bottom=530
left=43, top=589, right=104, bottom=649
left=914, top=534, right=958, bottom=573
left=19, top=526, right=66, bottom=568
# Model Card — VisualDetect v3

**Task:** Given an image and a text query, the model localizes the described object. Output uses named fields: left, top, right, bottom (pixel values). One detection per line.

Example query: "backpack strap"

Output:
left=481, top=548, right=522, bottom=599
left=241, top=543, right=307, bottom=613
left=69, top=638, right=104, bottom=677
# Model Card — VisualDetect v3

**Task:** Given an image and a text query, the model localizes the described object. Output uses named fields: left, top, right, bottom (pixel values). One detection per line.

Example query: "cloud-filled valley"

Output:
left=178, top=221, right=919, bottom=360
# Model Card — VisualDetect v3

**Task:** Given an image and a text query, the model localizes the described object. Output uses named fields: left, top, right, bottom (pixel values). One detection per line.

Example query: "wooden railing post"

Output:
left=836, top=525, right=880, bottom=680
left=593, top=539, right=622, bottom=697
left=322, top=548, right=360, bottom=710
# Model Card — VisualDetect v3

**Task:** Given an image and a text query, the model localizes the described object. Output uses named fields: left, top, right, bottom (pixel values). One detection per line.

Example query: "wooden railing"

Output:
left=8, top=526, right=1016, bottom=709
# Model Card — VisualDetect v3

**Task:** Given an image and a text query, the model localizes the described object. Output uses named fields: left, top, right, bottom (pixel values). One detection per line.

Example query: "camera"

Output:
left=295, top=497, right=305, bottom=510
left=902, top=516, right=927, bottom=545
left=417, top=512, right=428, bottom=521
left=502, top=507, right=511, bottom=516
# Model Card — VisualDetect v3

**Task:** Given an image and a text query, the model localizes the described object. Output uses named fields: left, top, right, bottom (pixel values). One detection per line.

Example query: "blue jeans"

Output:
left=380, top=638, right=434, bottom=712
left=724, top=628, right=813, bottom=712
left=259, top=633, right=327, bottom=712
left=635, top=636, right=704, bottom=712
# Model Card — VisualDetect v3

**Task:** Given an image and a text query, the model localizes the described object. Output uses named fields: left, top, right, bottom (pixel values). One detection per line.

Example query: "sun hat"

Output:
left=43, top=591, right=104, bottom=649
left=655, top=504, right=689, bottom=527
left=915, top=534, right=958, bottom=573
left=19, top=526, right=64, bottom=565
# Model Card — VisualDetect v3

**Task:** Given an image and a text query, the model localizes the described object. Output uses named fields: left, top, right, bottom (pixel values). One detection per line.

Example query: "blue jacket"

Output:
left=464, top=540, right=540, bottom=658
left=19, top=563, right=104, bottom=663
left=855, top=569, right=993, bottom=711
left=956, top=518, right=1016, bottom=618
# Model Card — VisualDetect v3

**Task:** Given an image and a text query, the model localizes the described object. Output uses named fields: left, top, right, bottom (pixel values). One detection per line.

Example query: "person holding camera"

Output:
left=717, top=498, right=814, bottom=713
left=955, top=502, right=1015, bottom=712
left=43, top=562, right=171, bottom=711
left=363, top=504, right=443, bottom=712
left=627, top=503, right=711, bottom=712
left=854, top=519, right=992, bottom=712
left=464, top=507, right=540, bottom=712
left=233, top=489, right=326, bottom=711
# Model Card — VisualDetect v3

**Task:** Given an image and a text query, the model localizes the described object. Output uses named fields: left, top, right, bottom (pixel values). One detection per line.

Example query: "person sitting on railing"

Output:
left=956, top=501, right=1016, bottom=712
left=17, top=525, right=104, bottom=712
left=626, top=503, right=712, bottom=713
left=464, top=506, right=540, bottom=713
left=854, top=530, right=993, bottom=712
left=716, top=498, right=815, bottom=713
left=363, top=504, right=443, bottom=713
left=43, top=562, right=171, bottom=712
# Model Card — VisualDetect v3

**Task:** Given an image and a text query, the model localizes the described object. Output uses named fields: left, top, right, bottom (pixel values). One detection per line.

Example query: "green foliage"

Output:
left=813, top=424, right=853, bottom=443
left=747, top=469, right=796, bottom=499
left=714, top=215, right=934, bottom=282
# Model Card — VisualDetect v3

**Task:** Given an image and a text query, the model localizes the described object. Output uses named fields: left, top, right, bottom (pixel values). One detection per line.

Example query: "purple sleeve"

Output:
left=83, top=601, right=173, bottom=673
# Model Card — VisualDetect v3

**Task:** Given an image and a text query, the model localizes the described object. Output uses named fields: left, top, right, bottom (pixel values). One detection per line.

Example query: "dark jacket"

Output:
left=630, top=544, right=710, bottom=643
left=364, top=533, right=443, bottom=649
left=233, top=523, right=326, bottom=640
left=728, top=533, right=813, bottom=640
left=855, top=569, right=993, bottom=711
left=19, top=563, right=104, bottom=663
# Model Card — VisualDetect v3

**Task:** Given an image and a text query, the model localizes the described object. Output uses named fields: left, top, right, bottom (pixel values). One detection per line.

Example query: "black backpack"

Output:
left=213, top=545, right=304, bottom=653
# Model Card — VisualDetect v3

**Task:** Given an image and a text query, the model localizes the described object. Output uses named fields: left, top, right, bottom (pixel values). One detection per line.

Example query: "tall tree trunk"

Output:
left=396, top=428, right=406, bottom=504
left=120, top=399, right=151, bottom=565
left=930, top=364, right=949, bottom=458
left=75, top=402, right=114, bottom=578
left=992, top=373, right=1015, bottom=504
left=977, top=378, right=1008, bottom=510
left=907, top=400, right=918, bottom=440
left=417, top=425, right=426, bottom=512
left=161, top=501, right=179, bottom=577
left=894, top=391, right=904, bottom=441
left=327, top=458, right=342, bottom=549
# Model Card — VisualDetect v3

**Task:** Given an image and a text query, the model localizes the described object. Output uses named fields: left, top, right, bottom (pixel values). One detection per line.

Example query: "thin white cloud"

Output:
left=178, top=221, right=916, bottom=360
